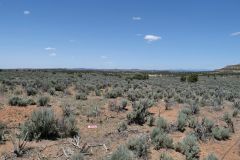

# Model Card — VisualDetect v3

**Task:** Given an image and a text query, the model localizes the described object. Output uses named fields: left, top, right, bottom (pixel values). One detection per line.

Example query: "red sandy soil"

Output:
left=0, top=101, right=239, bottom=159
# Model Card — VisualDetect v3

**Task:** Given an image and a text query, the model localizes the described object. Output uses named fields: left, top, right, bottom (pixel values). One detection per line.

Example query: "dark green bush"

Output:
left=27, top=98, right=36, bottom=105
left=187, top=74, right=198, bottom=83
left=180, top=75, right=187, bottom=82
left=0, top=123, right=6, bottom=144
left=76, top=92, right=87, bottom=100
left=55, top=84, right=66, bottom=92
left=232, top=109, right=239, bottom=117
left=9, top=97, right=28, bottom=107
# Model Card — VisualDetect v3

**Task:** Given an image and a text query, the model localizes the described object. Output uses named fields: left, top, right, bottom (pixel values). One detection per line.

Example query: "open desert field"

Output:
left=0, top=70, right=239, bottom=160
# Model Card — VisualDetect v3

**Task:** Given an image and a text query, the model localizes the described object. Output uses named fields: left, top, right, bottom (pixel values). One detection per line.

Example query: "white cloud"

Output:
left=132, top=16, right=141, bottom=21
left=49, top=53, right=57, bottom=57
left=23, top=10, right=30, bottom=15
left=144, top=35, right=161, bottom=42
left=101, top=55, right=108, bottom=59
left=45, top=47, right=56, bottom=51
left=230, top=32, right=240, bottom=36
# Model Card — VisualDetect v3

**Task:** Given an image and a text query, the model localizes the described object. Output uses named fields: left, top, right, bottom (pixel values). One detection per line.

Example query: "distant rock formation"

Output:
left=217, top=64, right=240, bottom=73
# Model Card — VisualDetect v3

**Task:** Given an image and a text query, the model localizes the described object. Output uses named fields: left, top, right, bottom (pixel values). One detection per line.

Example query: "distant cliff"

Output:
left=217, top=64, right=240, bottom=72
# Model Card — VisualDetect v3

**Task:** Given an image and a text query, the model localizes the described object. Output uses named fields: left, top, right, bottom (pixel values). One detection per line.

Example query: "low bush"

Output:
left=177, top=112, right=187, bottom=132
left=127, top=100, right=150, bottom=125
left=180, top=75, right=187, bottom=82
left=55, top=84, right=66, bottom=92
left=21, top=107, right=79, bottom=141
left=110, top=145, right=133, bottom=160
left=26, top=87, right=37, bottom=96
left=175, top=135, right=200, bottom=160
left=212, top=127, right=230, bottom=140
left=160, top=153, right=174, bottom=160
left=0, top=123, right=6, bottom=144
left=21, top=108, right=59, bottom=140
left=222, top=112, right=234, bottom=133
left=38, top=96, right=50, bottom=106
left=232, top=109, right=239, bottom=117
left=76, top=92, right=87, bottom=100
left=203, top=153, right=218, bottom=160
left=190, top=103, right=200, bottom=115
left=71, top=153, right=84, bottom=160
left=187, top=74, right=198, bottom=83
left=127, top=135, right=148, bottom=158
left=105, top=87, right=123, bottom=98
left=146, top=115, right=155, bottom=126
left=233, top=100, right=240, bottom=110
left=58, top=114, right=79, bottom=137
left=9, top=97, right=29, bottom=107
left=27, top=99, right=36, bottom=105
left=120, top=99, right=128, bottom=109
left=117, top=121, right=128, bottom=132
left=87, top=106, right=100, bottom=117
left=151, top=128, right=173, bottom=150
left=156, top=117, right=168, bottom=132
left=188, top=116, right=197, bottom=129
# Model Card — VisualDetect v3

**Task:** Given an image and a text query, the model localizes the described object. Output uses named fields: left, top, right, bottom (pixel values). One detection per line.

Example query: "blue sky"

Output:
left=0, top=0, right=240, bottom=70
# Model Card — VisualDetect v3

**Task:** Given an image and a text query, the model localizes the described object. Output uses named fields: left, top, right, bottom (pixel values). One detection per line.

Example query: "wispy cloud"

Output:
left=69, top=39, right=76, bottom=43
left=144, top=35, right=161, bottom=42
left=23, top=10, right=30, bottom=15
left=230, top=32, right=240, bottom=36
left=132, top=16, right=142, bottom=21
left=105, top=61, right=113, bottom=64
left=136, top=33, right=143, bottom=36
left=49, top=53, right=57, bottom=57
left=45, top=47, right=56, bottom=51
left=100, top=55, right=108, bottom=59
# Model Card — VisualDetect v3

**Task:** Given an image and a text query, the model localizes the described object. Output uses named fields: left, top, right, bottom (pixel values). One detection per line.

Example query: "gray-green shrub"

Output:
left=151, top=128, right=173, bottom=150
left=110, top=145, right=132, bottom=160
left=160, top=153, right=174, bottom=160
left=38, top=96, right=50, bottom=106
left=212, top=127, right=230, bottom=140
left=117, top=121, right=128, bottom=132
left=21, top=108, right=59, bottom=140
left=127, top=135, right=148, bottom=158
left=203, top=153, right=218, bottom=160
left=177, top=112, right=187, bottom=132
left=175, top=135, right=200, bottom=160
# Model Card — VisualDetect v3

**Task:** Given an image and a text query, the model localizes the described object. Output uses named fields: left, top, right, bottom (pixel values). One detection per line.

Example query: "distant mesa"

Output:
left=217, top=64, right=240, bottom=73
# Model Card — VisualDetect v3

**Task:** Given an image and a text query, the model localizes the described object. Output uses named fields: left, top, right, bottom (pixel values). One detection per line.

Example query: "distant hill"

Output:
left=217, top=64, right=240, bottom=73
